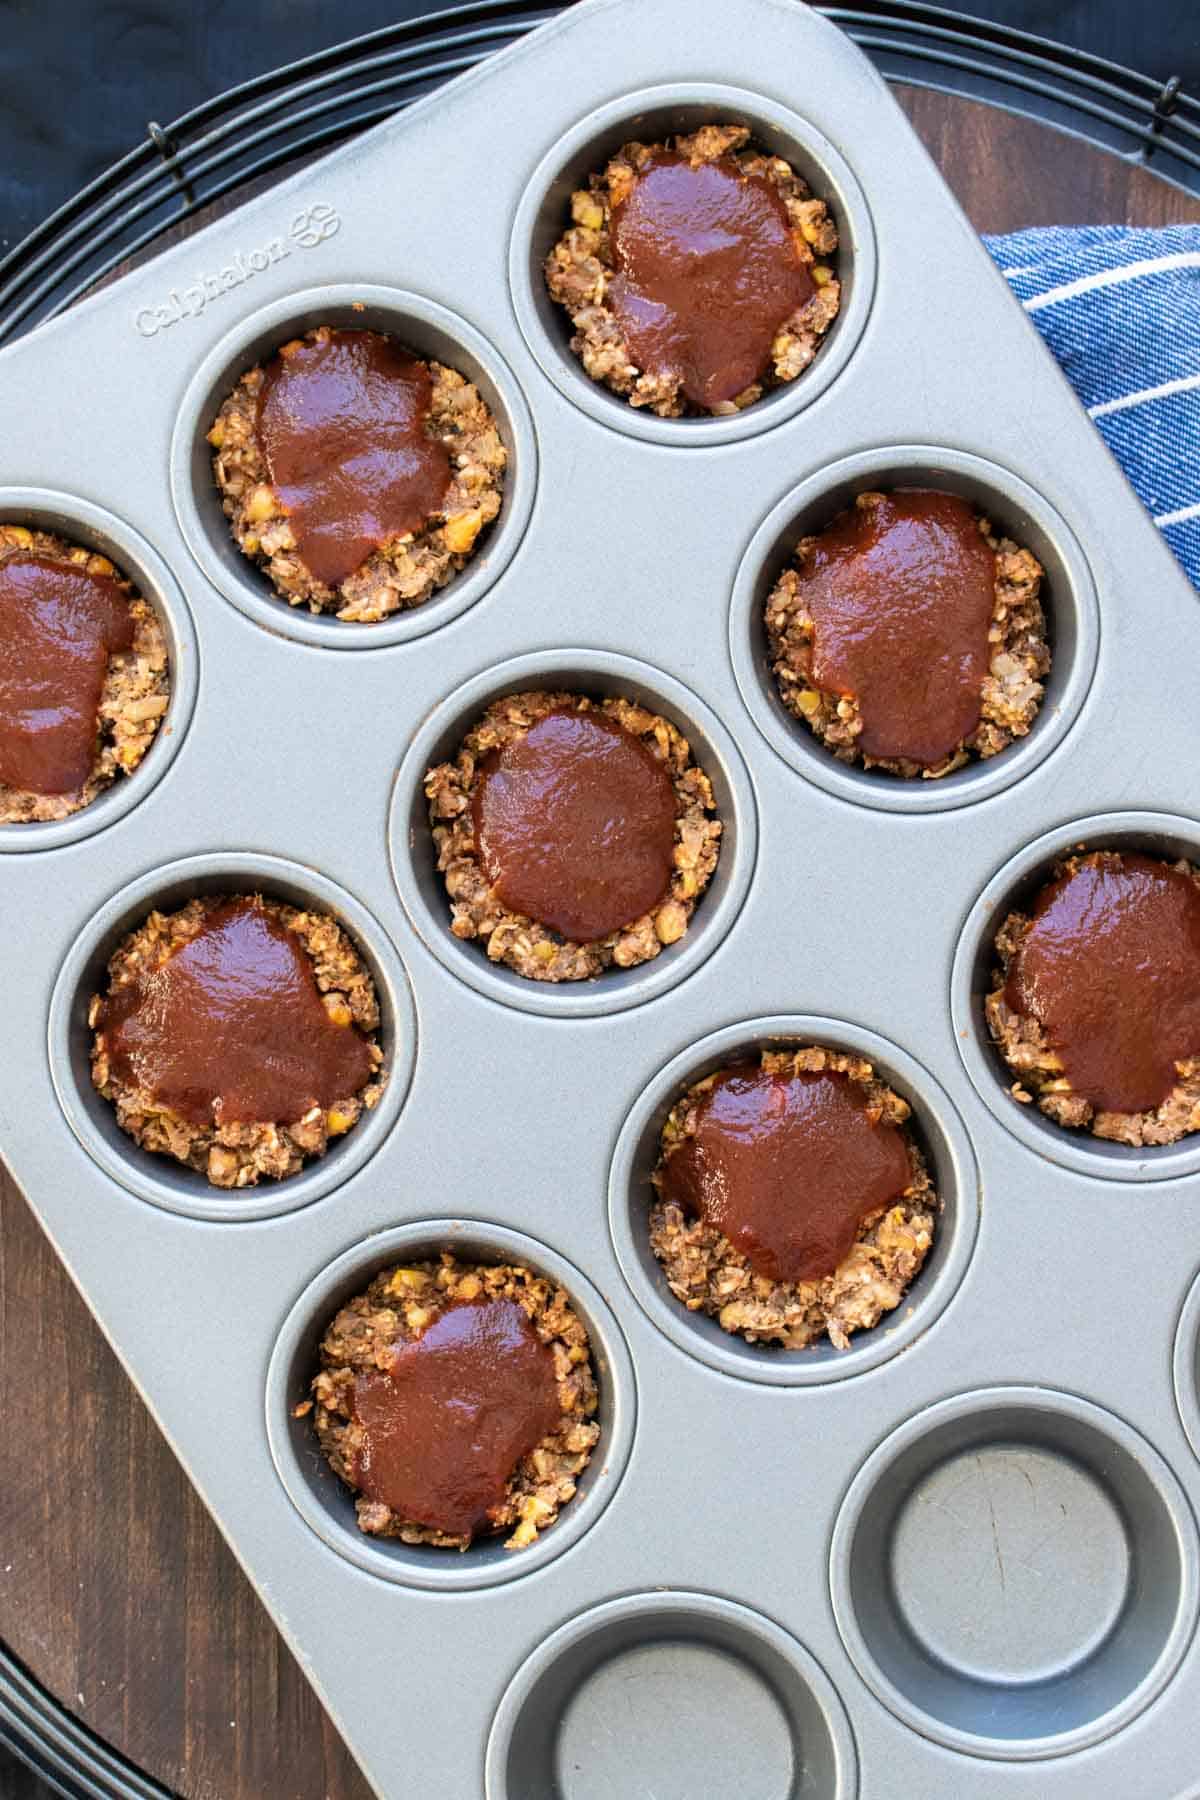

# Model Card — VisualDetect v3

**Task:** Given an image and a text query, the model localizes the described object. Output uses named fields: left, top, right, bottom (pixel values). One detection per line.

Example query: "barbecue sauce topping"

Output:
left=471, top=707, right=678, bottom=942
left=797, top=492, right=997, bottom=765
left=0, top=553, right=134, bottom=795
left=609, top=152, right=815, bottom=409
left=100, top=898, right=375, bottom=1126
left=1003, top=853, right=1200, bottom=1115
left=351, top=1297, right=562, bottom=1537
left=660, top=1063, right=913, bottom=1283
left=256, top=329, right=450, bottom=587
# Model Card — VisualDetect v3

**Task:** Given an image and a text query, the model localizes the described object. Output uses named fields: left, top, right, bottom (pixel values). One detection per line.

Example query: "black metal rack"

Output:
left=0, top=1645, right=168, bottom=1799
left=0, top=3, right=1195, bottom=1795
left=0, top=0, right=1195, bottom=348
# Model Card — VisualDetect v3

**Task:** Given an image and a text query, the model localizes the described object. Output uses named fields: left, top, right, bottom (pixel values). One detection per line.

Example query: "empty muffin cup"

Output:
left=830, top=1386, right=1199, bottom=1759
left=486, top=1592, right=857, bottom=1800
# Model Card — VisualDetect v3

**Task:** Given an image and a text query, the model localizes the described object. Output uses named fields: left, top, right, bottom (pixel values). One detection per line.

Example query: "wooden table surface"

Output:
left=3, top=80, right=1200, bottom=1800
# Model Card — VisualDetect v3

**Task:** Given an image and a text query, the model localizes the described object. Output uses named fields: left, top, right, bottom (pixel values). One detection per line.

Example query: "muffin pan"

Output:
left=2, top=0, right=1199, bottom=1794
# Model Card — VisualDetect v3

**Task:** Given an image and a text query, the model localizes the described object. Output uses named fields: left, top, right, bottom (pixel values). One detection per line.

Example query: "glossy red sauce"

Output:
left=797, top=491, right=997, bottom=765
left=0, top=553, right=133, bottom=795
left=609, top=152, right=814, bottom=408
left=660, top=1062, right=913, bottom=1283
left=1004, top=852, right=1200, bottom=1114
left=256, top=329, right=450, bottom=587
left=351, top=1296, right=562, bottom=1536
left=100, top=898, right=375, bottom=1126
left=472, top=707, right=678, bottom=942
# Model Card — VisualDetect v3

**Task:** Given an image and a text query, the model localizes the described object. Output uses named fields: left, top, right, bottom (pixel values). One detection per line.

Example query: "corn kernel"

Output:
left=5, top=525, right=33, bottom=546
left=326, top=1108, right=354, bottom=1136
left=387, top=1268, right=427, bottom=1294
left=245, top=484, right=276, bottom=523
left=654, top=901, right=688, bottom=945
left=322, top=993, right=353, bottom=1028
left=800, top=218, right=823, bottom=246
left=571, top=192, right=604, bottom=230
left=533, top=941, right=557, bottom=963
left=442, top=508, right=484, bottom=555
left=812, top=264, right=833, bottom=287
left=207, top=421, right=225, bottom=449
left=795, top=688, right=822, bottom=716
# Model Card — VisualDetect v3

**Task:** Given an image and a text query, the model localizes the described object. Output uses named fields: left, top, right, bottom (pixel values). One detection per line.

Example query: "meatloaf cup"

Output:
left=0, top=525, right=168, bottom=825
left=986, top=849, right=1200, bottom=1146
left=209, top=325, right=506, bottom=620
left=766, top=490, right=1048, bottom=779
left=545, top=123, right=840, bottom=418
left=650, top=1045, right=936, bottom=1349
left=425, top=689, right=722, bottom=982
left=90, top=894, right=386, bottom=1187
left=301, top=1253, right=600, bottom=1551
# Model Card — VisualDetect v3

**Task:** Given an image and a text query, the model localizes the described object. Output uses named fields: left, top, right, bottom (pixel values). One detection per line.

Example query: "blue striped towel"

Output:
left=986, top=226, right=1200, bottom=588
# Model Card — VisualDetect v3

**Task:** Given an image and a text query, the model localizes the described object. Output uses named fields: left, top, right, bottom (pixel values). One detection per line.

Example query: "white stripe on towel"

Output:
left=1154, top=500, right=1200, bottom=528
left=1024, top=251, right=1200, bottom=313
left=1089, top=371, right=1200, bottom=419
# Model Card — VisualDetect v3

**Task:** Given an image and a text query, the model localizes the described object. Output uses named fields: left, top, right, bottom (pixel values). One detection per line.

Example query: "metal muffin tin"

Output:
left=2, top=0, right=1200, bottom=1792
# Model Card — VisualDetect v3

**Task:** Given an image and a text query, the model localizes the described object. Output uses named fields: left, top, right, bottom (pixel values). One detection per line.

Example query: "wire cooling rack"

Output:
left=0, top=3, right=1195, bottom=1795
left=0, top=0, right=1195, bottom=348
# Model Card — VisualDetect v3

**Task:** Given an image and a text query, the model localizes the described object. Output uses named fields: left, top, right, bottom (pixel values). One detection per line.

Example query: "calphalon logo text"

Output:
left=134, top=202, right=341, bottom=338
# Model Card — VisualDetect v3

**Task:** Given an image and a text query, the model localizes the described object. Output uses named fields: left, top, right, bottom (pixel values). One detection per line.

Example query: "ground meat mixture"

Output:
left=300, top=1254, right=600, bottom=1550
left=425, top=689, right=722, bottom=982
left=0, top=525, right=168, bottom=824
left=650, top=1046, right=936, bottom=1349
left=90, top=896, right=385, bottom=1187
left=986, top=852, right=1200, bottom=1146
left=544, top=123, right=840, bottom=418
left=209, top=326, right=506, bottom=620
left=766, top=493, right=1048, bottom=778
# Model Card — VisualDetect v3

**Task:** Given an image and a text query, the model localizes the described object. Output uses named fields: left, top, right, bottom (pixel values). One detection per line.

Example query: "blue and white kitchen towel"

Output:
left=986, top=224, right=1200, bottom=588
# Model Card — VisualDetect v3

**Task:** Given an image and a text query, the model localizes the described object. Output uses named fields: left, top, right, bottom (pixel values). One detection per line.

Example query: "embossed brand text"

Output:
left=134, top=202, right=341, bottom=338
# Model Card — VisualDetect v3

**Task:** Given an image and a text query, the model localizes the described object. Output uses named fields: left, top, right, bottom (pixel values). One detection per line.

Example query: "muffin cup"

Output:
left=265, top=1220, right=636, bottom=1590
left=169, top=285, right=537, bottom=649
left=389, top=648, right=758, bottom=1019
left=48, top=852, right=417, bottom=1222
left=509, top=83, right=876, bottom=446
left=951, top=811, right=1200, bottom=1181
left=728, top=446, right=1100, bottom=813
left=608, top=1014, right=980, bottom=1385
left=0, top=488, right=199, bottom=854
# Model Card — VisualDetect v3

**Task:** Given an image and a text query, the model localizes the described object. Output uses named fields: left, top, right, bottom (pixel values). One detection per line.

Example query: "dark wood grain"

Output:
left=2, top=84, right=1199, bottom=1800
left=899, top=86, right=1200, bottom=231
